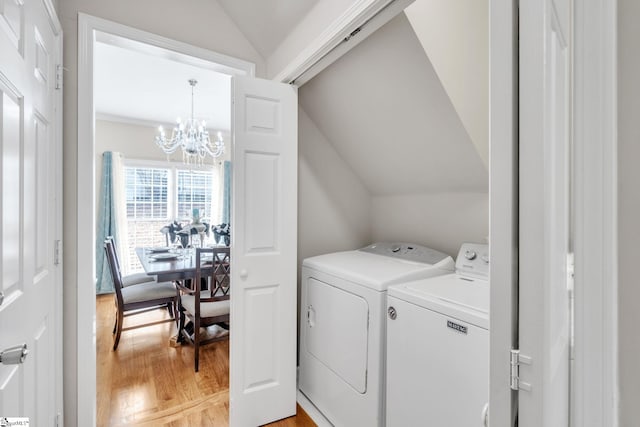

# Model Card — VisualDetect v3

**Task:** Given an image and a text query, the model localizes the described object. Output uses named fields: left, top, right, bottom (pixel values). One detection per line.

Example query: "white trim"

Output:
left=488, top=0, right=518, bottom=426
left=122, top=157, right=206, bottom=170
left=46, top=0, right=64, bottom=423
left=571, top=0, right=618, bottom=425
left=76, top=14, right=255, bottom=426
left=41, top=0, right=62, bottom=35
left=76, top=15, right=96, bottom=427
left=81, top=14, right=255, bottom=77
left=273, top=0, right=413, bottom=84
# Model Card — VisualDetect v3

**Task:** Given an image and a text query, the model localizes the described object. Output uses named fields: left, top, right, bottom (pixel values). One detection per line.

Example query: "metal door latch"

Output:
left=1, top=343, right=29, bottom=365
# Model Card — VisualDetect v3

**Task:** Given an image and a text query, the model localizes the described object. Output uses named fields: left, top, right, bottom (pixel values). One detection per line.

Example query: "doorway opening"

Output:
left=76, top=14, right=254, bottom=425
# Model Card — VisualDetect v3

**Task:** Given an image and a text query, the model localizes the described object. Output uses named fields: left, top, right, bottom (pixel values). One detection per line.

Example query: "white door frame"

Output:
left=571, top=0, right=618, bottom=425
left=488, top=0, right=518, bottom=425
left=75, top=14, right=254, bottom=426
left=489, top=0, right=618, bottom=425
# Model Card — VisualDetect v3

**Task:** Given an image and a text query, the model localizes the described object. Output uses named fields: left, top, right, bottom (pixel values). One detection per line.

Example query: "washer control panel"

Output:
left=455, top=243, right=489, bottom=279
left=359, top=242, right=451, bottom=265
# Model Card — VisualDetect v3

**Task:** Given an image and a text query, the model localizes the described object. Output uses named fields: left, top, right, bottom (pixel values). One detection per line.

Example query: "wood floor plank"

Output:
left=96, top=294, right=316, bottom=426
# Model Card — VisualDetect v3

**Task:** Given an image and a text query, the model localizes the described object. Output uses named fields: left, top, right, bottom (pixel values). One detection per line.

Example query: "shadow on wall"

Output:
left=371, top=192, right=489, bottom=257
left=297, top=106, right=372, bottom=262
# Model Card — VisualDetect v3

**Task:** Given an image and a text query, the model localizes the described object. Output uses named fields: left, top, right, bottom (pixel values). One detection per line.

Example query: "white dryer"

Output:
left=386, top=243, right=490, bottom=427
left=299, top=242, right=454, bottom=427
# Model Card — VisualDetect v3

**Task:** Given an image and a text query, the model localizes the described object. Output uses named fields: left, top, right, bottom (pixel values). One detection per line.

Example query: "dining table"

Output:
left=136, top=246, right=230, bottom=347
left=136, top=246, right=228, bottom=282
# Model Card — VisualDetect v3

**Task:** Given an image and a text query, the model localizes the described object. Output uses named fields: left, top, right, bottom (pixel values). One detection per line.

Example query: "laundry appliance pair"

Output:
left=299, top=242, right=490, bottom=427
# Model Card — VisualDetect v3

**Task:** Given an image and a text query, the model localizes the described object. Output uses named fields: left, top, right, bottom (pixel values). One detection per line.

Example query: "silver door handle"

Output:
left=1, top=344, right=29, bottom=365
left=0, top=291, right=4, bottom=306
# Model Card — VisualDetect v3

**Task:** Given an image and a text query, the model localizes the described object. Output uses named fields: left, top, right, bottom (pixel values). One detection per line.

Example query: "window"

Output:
left=125, top=167, right=169, bottom=219
left=123, top=161, right=221, bottom=271
left=177, top=169, right=213, bottom=219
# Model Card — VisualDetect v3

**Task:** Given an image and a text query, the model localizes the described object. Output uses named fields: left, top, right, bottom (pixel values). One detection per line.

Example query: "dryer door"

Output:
left=306, top=278, right=369, bottom=393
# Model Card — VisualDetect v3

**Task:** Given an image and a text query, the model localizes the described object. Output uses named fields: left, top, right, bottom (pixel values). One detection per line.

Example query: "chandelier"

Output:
left=155, top=79, right=224, bottom=164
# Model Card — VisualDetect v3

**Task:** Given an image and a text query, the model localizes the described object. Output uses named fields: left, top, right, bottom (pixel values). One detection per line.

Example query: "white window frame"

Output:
left=123, top=158, right=221, bottom=223
left=122, top=158, right=222, bottom=271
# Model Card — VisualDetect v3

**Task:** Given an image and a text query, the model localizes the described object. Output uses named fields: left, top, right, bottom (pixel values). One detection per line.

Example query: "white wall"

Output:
left=95, top=119, right=188, bottom=160
left=58, top=2, right=263, bottom=425
left=618, top=0, right=640, bottom=423
left=371, top=192, right=488, bottom=257
left=299, top=13, right=487, bottom=197
left=298, top=106, right=371, bottom=264
left=404, top=0, right=489, bottom=168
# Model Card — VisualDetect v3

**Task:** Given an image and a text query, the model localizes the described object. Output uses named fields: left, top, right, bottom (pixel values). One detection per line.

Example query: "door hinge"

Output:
left=55, top=64, right=63, bottom=90
left=510, top=349, right=532, bottom=391
left=54, top=239, right=62, bottom=265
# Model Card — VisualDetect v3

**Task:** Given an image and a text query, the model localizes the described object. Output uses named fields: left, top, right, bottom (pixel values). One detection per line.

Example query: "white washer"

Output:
left=386, top=243, right=490, bottom=427
left=299, top=242, right=454, bottom=427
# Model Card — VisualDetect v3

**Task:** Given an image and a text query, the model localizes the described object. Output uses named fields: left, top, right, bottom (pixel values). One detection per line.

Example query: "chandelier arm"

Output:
left=154, top=78, right=225, bottom=162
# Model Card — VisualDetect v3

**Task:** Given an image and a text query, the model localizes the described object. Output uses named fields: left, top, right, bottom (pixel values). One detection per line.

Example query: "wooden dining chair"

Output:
left=176, top=247, right=230, bottom=372
left=105, top=235, right=155, bottom=287
left=104, top=239, right=177, bottom=350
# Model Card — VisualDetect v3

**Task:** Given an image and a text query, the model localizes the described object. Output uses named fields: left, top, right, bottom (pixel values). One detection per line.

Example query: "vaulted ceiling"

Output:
left=217, top=0, right=318, bottom=57
left=299, top=13, right=487, bottom=196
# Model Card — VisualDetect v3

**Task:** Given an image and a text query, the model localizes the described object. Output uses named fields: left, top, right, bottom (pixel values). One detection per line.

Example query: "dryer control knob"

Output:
left=465, top=250, right=477, bottom=260
left=388, top=306, right=397, bottom=320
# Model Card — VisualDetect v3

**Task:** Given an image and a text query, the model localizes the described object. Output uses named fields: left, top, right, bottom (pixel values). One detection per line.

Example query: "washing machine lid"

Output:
left=303, top=250, right=454, bottom=292
left=388, top=274, right=489, bottom=329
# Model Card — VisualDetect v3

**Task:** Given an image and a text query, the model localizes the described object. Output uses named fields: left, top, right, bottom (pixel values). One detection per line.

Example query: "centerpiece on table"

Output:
left=190, top=208, right=207, bottom=247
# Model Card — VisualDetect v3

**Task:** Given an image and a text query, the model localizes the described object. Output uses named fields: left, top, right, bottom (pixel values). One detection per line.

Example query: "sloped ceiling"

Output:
left=299, top=13, right=487, bottom=196
left=405, top=0, right=489, bottom=168
left=217, top=0, right=318, bottom=57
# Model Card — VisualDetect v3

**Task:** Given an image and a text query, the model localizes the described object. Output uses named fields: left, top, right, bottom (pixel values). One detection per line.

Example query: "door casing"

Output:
left=75, top=14, right=254, bottom=426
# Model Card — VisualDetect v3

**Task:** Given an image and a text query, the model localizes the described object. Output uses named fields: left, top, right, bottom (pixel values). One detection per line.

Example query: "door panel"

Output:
left=519, top=0, right=571, bottom=425
left=0, top=0, right=61, bottom=424
left=244, top=152, right=279, bottom=252
left=0, top=0, right=23, bottom=52
left=230, top=76, right=297, bottom=426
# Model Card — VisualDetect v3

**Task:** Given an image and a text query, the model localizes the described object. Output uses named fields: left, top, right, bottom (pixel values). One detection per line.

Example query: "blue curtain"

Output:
left=222, top=160, right=231, bottom=224
left=95, top=152, right=117, bottom=294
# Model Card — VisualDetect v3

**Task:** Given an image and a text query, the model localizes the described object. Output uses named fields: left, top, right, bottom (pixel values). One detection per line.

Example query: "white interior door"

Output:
left=0, top=0, right=62, bottom=424
left=519, top=0, right=572, bottom=425
left=230, top=76, right=298, bottom=426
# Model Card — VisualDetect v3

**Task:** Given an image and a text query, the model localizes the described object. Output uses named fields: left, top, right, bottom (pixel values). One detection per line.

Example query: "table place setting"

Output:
left=147, top=252, right=180, bottom=262
left=146, top=246, right=171, bottom=253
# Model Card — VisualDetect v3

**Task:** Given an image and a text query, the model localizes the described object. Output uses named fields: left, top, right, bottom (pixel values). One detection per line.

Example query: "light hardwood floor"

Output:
left=97, top=294, right=316, bottom=427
